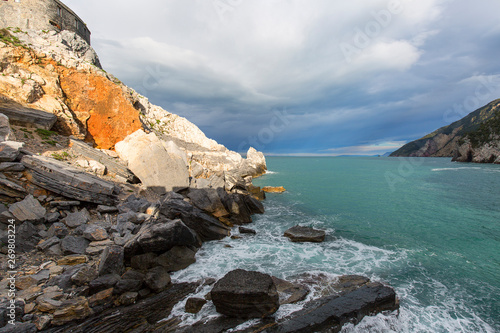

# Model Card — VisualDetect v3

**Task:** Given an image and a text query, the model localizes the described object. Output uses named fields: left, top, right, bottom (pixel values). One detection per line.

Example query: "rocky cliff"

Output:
left=390, top=99, right=500, bottom=163
left=0, top=27, right=265, bottom=185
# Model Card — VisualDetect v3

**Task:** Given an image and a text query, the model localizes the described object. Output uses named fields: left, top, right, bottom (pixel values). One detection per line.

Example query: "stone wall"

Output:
left=0, top=0, right=91, bottom=44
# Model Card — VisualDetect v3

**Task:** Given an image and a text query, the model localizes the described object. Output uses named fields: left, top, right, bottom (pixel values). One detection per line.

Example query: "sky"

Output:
left=64, top=0, right=500, bottom=155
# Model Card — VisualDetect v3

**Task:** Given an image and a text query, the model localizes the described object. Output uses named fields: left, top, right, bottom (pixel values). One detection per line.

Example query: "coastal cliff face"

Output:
left=390, top=99, right=500, bottom=163
left=0, top=28, right=259, bottom=178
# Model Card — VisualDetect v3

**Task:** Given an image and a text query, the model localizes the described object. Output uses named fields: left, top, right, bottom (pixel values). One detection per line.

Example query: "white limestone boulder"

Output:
left=115, top=130, right=189, bottom=194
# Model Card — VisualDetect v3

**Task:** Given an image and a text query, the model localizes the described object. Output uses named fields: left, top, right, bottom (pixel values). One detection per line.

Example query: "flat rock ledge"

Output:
left=284, top=226, right=326, bottom=243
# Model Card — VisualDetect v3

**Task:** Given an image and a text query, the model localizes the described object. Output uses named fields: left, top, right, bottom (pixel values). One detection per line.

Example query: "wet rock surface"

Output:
left=211, top=269, right=280, bottom=318
left=284, top=226, right=326, bottom=243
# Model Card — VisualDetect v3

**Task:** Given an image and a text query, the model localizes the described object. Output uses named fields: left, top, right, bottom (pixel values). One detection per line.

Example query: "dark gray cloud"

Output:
left=65, top=0, right=500, bottom=154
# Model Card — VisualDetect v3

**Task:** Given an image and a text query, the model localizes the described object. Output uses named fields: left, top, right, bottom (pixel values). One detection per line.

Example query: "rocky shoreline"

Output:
left=0, top=28, right=399, bottom=332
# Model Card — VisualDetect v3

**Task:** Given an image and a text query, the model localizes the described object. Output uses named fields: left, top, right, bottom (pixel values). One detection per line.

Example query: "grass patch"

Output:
left=36, top=128, right=58, bottom=140
left=43, top=140, right=58, bottom=146
left=51, top=151, right=69, bottom=161
left=0, top=28, right=24, bottom=47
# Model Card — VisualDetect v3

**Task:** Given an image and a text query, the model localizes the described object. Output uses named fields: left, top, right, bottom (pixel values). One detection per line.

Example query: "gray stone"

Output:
left=211, top=269, right=279, bottom=318
left=156, top=246, right=197, bottom=272
left=97, top=205, right=118, bottom=214
left=45, top=212, right=60, bottom=223
left=113, top=279, right=143, bottom=295
left=0, top=113, right=15, bottom=142
left=70, top=138, right=139, bottom=183
left=187, top=188, right=229, bottom=218
left=115, top=130, right=189, bottom=194
left=185, top=297, right=207, bottom=314
left=0, top=322, right=36, bottom=333
left=71, top=266, right=97, bottom=286
left=63, top=208, right=90, bottom=228
left=98, top=246, right=124, bottom=276
left=271, top=282, right=399, bottom=333
left=160, top=196, right=230, bottom=241
left=130, top=252, right=158, bottom=271
left=36, top=236, right=60, bottom=252
left=0, top=100, right=57, bottom=130
left=47, top=222, right=69, bottom=238
left=89, top=274, right=120, bottom=295
left=83, top=224, right=108, bottom=241
left=116, top=291, right=138, bottom=306
left=9, top=195, right=46, bottom=222
left=0, top=178, right=27, bottom=199
left=239, top=227, right=257, bottom=235
left=0, top=162, right=25, bottom=172
left=49, top=201, right=81, bottom=208
left=284, top=226, right=326, bottom=243
left=0, top=141, right=23, bottom=162
left=144, top=267, right=171, bottom=293
left=61, top=236, right=90, bottom=255
left=22, top=155, right=118, bottom=205
left=124, top=219, right=200, bottom=259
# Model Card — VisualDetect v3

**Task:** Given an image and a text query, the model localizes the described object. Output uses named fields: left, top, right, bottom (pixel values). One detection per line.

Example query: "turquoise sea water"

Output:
left=172, top=157, right=500, bottom=332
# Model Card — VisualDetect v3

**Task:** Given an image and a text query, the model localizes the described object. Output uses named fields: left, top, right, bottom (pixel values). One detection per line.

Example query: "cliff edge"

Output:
left=390, top=99, right=500, bottom=163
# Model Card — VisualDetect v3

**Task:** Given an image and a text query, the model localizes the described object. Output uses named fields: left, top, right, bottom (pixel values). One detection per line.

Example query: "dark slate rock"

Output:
left=284, top=226, right=326, bottom=243
left=124, top=219, right=200, bottom=259
left=98, top=246, right=124, bottom=276
left=113, top=279, right=143, bottom=295
left=45, top=212, right=61, bottom=223
left=0, top=322, right=37, bottom=333
left=60, top=236, right=90, bottom=255
left=47, top=222, right=69, bottom=239
left=97, top=205, right=119, bottom=214
left=270, top=282, right=399, bottom=333
left=160, top=197, right=230, bottom=241
left=82, top=224, right=108, bottom=241
left=239, top=226, right=257, bottom=235
left=36, top=236, right=60, bottom=252
left=130, top=253, right=158, bottom=271
left=144, top=267, right=171, bottom=293
left=155, top=246, right=197, bottom=272
left=185, top=297, right=207, bottom=314
left=0, top=142, right=22, bottom=163
left=63, top=209, right=90, bottom=228
left=8, top=195, right=46, bottom=222
left=118, top=195, right=151, bottom=213
left=211, top=269, right=279, bottom=318
left=89, top=274, right=121, bottom=295
left=16, top=222, right=39, bottom=252
left=187, top=188, right=229, bottom=218
left=0, top=162, right=25, bottom=172
left=46, top=265, right=84, bottom=292
left=70, top=266, right=97, bottom=286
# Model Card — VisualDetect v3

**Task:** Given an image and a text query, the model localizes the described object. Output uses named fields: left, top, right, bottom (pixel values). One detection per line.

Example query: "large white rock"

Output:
left=115, top=130, right=189, bottom=193
left=240, top=147, right=267, bottom=177
left=0, top=113, right=15, bottom=142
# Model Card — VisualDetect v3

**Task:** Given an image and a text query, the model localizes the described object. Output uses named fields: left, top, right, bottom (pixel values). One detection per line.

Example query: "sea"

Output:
left=170, top=157, right=500, bottom=332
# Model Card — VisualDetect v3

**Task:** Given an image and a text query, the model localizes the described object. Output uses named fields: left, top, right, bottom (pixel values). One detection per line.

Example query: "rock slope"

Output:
left=391, top=99, right=500, bottom=163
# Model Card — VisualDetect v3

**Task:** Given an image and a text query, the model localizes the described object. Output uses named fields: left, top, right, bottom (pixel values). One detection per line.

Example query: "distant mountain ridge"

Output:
left=391, top=99, right=500, bottom=163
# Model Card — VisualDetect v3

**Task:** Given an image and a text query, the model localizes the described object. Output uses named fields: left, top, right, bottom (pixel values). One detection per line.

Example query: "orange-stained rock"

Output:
left=262, top=186, right=286, bottom=193
left=59, top=70, right=142, bottom=149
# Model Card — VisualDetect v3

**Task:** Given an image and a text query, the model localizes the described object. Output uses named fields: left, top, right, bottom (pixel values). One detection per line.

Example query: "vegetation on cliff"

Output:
left=390, top=99, right=500, bottom=161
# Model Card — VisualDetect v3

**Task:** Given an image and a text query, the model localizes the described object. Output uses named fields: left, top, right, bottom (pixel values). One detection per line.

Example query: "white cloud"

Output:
left=322, top=141, right=407, bottom=155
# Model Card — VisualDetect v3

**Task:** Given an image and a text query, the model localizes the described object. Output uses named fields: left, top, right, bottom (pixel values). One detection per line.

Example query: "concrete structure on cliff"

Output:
left=0, top=0, right=90, bottom=44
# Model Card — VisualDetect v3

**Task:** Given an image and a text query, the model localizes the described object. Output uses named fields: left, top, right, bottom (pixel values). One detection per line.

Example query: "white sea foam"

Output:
left=432, top=167, right=483, bottom=172
left=168, top=196, right=499, bottom=332
left=265, top=170, right=278, bottom=174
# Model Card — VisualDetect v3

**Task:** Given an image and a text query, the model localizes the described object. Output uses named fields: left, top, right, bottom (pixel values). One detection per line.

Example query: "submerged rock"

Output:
left=211, top=269, right=280, bottom=318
